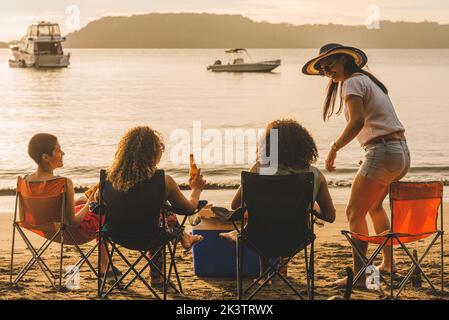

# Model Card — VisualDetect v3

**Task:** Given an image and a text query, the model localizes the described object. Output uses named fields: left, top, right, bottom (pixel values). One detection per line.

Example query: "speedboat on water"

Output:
left=9, top=21, right=70, bottom=68
left=207, top=48, right=280, bottom=72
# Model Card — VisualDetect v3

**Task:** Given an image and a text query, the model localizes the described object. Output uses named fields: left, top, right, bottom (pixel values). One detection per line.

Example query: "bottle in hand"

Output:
left=188, top=153, right=201, bottom=226
left=190, top=154, right=199, bottom=179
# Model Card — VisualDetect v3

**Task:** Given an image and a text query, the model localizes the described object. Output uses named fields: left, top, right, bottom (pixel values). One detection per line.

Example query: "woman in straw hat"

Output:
left=302, top=43, right=410, bottom=288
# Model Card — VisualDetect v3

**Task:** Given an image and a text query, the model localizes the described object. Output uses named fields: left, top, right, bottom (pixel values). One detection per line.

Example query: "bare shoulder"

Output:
left=62, top=177, right=75, bottom=195
left=164, top=174, right=178, bottom=191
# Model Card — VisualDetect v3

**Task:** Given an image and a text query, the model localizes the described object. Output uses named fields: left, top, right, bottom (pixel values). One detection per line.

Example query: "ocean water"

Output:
left=0, top=48, right=448, bottom=192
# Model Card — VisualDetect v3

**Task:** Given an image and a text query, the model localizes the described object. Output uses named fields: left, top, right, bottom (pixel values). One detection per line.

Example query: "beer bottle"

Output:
left=190, top=154, right=199, bottom=179
left=188, top=153, right=201, bottom=226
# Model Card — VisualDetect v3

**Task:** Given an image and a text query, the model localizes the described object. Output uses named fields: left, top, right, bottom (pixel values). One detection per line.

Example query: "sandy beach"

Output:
left=0, top=190, right=447, bottom=300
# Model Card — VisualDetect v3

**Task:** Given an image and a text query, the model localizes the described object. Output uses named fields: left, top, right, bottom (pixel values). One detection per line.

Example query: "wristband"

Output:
left=331, top=141, right=339, bottom=152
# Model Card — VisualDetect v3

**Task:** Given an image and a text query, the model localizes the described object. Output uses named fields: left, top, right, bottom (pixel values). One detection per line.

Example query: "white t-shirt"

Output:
left=342, top=73, right=405, bottom=146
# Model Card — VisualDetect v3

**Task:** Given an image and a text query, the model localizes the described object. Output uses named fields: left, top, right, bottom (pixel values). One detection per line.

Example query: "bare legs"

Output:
left=335, top=174, right=394, bottom=287
left=367, top=186, right=395, bottom=272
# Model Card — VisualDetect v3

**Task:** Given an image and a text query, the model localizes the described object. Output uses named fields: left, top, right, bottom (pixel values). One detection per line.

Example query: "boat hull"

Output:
left=9, top=53, right=70, bottom=68
left=207, top=60, right=280, bottom=72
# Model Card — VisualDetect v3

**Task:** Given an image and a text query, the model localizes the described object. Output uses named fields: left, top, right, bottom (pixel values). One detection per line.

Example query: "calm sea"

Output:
left=0, top=49, right=448, bottom=193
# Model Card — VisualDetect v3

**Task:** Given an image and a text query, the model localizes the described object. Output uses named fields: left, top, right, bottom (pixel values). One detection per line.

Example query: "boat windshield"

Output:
left=35, top=42, right=63, bottom=55
left=37, top=25, right=61, bottom=36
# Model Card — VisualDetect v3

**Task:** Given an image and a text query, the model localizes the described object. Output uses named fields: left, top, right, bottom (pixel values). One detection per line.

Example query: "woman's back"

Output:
left=102, top=170, right=165, bottom=235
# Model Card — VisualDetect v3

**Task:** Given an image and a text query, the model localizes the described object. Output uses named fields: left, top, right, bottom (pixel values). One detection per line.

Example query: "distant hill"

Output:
left=0, top=42, right=8, bottom=48
left=65, top=13, right=449, bottom=48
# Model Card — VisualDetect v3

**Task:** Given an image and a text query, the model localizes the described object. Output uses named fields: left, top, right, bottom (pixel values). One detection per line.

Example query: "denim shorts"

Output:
left=358, top=140, right=410, bottom=185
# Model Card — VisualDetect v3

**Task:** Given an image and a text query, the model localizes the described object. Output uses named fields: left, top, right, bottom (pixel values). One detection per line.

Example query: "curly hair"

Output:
left=259, top=119, right=318, bottom=169
left=107, top=126, right=164, bottom=193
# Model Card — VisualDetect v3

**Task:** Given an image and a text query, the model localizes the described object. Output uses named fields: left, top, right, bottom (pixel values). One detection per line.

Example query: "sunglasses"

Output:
left=319, top=59, right=338, bottom=76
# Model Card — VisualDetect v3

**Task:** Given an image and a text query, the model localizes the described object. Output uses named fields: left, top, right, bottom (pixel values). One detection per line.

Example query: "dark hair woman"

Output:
left=302, top=43, right=410, bottom=288
left=26, top=133, right=110, bottom=275
left=222, top=119, right=336, bottom=279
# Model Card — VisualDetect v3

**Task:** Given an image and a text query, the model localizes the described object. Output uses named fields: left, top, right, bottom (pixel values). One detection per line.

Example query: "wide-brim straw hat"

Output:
left=302, top=43, right=368, bottom=76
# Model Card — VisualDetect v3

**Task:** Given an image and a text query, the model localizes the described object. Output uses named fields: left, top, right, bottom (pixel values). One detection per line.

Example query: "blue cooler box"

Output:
left=192, top=219, right=260, bottom=277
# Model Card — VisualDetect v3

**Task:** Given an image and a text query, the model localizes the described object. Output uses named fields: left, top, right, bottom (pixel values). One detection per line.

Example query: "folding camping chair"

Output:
left=10, top=176, right=98, bottom=290
left=342, top=181, right=444, bottom=299
left=229, top=171, right=316, bottom=300
left=97, top=169, right=207, bottom=300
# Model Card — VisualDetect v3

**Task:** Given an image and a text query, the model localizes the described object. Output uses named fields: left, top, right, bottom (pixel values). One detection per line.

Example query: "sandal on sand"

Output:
left=181, top=233, right=204, bottom=252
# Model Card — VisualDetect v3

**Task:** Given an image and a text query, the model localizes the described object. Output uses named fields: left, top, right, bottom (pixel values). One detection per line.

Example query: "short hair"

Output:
left=28, top=133, right=58, bottom=165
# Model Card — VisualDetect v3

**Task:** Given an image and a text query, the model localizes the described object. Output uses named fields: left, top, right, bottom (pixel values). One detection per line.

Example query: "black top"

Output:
left=101, top=170, right=165, bottom=250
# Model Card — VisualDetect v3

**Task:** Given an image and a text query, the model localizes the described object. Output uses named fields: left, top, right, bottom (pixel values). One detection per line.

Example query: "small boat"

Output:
left=9, top=21, right=70, bottom=68
left=207, top=48, right=280, bottom=72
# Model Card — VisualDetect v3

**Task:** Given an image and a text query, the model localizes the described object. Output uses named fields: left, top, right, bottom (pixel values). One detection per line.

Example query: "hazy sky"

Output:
left=1, top=0, right=448, bottom=41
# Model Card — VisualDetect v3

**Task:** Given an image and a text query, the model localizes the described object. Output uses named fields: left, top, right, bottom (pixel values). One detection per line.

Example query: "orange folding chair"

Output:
left=342, top=181, right=444, bottom=299
left=10, top=176, right=98, bottom=290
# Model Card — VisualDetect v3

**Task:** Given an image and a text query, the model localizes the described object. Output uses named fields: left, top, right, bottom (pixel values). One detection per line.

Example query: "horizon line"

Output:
left=1, top=11, right=448, bottom=43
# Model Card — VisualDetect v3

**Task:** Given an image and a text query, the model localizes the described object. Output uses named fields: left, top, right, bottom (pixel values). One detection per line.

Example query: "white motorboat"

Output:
left=207, top=48, right=280, bottom=72
left=9, top=21, right=70, bottom=68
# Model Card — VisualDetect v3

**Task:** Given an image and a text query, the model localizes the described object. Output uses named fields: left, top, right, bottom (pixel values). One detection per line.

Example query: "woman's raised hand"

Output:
left=325, top=148, right=337, bottom=172
left=189, top=169, right=206, bottom=191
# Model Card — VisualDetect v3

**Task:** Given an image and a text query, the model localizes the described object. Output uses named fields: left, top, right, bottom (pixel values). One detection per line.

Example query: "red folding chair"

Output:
left=10, top=176, right=98, bottom=290
left=342, top=181, right=444, bottom=299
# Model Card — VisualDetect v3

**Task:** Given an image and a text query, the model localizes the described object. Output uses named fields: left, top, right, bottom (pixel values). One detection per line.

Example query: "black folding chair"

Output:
left=97, top=169, right=207, bottom=300
left=10, top=176, right=98, bottom=291
left=229, top=171, right=316, bottom=300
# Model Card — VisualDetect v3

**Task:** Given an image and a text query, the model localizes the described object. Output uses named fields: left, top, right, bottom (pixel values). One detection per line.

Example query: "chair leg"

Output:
left=65, top=243, right=98, bottom=278
left=344, top=233, right=388, bottom=286
left=304, top=246, right=311, bottom=299
left=14, top=237, right=54, bottom=284
left=441, top=231, right=444, bottom=292
left=10, top=223, right=17, bottom=284
left=64, top=231, right=98, bottom=278
left=310, top=240, right=315, bottom=300
left=395, top=237, right=438, bottom=297
left=167, top=241, right=183, bottom=294
left=236, top=234, right=243, bottom=300
left=99, top=241, right=116, bottom=298
left=59, top=230, right=64, bottom=290
left=15, top=226, right=57, bottom=287
left=396, top=233, right=440, bottom=292
left=163, top=241, right=167, bottom=300
left=103, top=243, right=160, bottom=300
left=390, top=238, right=394, bottom=299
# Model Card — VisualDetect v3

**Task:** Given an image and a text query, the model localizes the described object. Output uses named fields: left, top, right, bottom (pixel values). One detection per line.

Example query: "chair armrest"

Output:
left=163, top=200, right=208, bottom=216
left=228, top=207, right=245, bottom=222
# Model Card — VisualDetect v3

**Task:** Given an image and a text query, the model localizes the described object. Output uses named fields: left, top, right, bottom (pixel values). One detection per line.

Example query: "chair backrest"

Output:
left=16, top=176, right=67, bottom=226
left=241, top=171, right=314, bottom=258
left=100, top=170, right=165, bottom=247
left=389, top=181, right=443, bottom=236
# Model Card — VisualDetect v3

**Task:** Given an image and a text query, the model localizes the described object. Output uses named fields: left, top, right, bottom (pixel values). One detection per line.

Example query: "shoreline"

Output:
left=1, top=186, right=449, bottom=214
